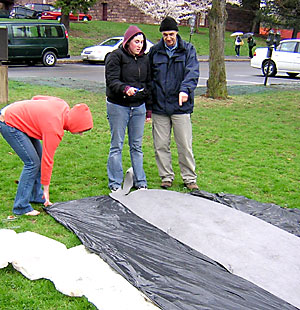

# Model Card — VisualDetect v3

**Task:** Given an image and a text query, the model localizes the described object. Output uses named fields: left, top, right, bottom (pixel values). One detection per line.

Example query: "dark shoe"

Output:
left=161, top=181, right=172, bottom=189
left=110, top=186, right=121, bottom=192
left=137, top=185, right=148, bottom=190
left=185, top=182, right=199, bottom=191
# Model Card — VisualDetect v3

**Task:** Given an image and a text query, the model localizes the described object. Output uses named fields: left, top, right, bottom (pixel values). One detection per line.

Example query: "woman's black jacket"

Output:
left=105, top=46, right=152, bottom=109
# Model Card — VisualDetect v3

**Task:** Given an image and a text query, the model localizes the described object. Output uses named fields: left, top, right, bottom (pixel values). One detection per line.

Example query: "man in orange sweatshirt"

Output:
left=0, top=95, right=93, bottom=216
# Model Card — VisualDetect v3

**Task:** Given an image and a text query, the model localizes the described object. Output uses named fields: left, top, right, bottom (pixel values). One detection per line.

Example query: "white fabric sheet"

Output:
left=0, top=229, right=160, bottom=310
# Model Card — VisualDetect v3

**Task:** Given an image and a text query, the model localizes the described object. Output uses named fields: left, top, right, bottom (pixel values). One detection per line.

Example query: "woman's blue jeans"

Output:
left=0, top=121, right=45, bottom=215
left=106, top=102, right=147, bottom=190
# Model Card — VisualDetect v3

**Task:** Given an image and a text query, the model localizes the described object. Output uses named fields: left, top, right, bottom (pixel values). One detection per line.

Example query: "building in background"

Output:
left=1, top=0, right=256, bottom=35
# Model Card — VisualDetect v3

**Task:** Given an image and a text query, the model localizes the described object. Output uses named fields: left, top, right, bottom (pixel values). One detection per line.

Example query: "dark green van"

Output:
left=0, top=21, right=69, bottom=66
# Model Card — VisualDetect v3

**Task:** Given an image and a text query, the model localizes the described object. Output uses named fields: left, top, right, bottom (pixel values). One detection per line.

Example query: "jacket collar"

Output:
left=157, top=34, right=186, bottom=55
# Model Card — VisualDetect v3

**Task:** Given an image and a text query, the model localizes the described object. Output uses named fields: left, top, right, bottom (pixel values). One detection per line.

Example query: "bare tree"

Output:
left=206, top=0, right=228, bottom=99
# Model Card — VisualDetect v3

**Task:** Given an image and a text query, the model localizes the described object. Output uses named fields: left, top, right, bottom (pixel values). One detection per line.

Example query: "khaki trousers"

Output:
left=152, top=113, right=197, bottom=184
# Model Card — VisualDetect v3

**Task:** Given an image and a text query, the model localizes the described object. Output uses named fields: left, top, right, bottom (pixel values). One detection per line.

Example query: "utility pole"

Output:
left=264, top=30, right=281, bottom=86
left=0, top=64, right=8, bottom=104
left=188, top=15, right=196, bottom=43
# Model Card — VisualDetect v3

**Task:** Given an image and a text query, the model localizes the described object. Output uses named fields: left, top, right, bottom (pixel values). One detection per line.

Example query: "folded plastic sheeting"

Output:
left=110, top=189, right=300, bottom=308
left=191, top=191, right=300, bottom=237
left=45, top=196, right=298, bottom=310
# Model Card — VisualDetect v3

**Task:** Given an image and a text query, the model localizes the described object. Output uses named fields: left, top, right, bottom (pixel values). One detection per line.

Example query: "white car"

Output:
left=81, top=36, right=154, bottom=63
left=251, top=39, right=300, bottom=78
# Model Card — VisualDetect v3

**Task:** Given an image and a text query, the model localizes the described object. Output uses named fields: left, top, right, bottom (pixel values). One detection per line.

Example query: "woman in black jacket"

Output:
left=105, top=25, right=152, bottom=192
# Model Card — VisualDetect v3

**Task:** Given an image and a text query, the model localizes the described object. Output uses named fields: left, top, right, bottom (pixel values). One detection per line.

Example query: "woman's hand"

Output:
left=126, top=87, right=138, bottom=97
left=43, top=185, right=53, bottom=207
left=146, top=110, right=152, bottom=123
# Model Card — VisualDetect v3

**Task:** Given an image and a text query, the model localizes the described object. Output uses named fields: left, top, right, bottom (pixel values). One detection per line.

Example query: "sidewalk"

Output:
left=58, top=55, right=250, bottom=64
left=198, top=55, right=250, bottom=62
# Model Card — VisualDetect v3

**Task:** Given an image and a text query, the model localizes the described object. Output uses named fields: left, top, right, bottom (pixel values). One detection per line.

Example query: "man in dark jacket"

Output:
left=148, top=16, right=199, bottom=190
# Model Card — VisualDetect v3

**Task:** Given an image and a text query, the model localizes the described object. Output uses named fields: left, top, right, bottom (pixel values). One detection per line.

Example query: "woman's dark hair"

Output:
left=128, top=32, right=144, bottom=43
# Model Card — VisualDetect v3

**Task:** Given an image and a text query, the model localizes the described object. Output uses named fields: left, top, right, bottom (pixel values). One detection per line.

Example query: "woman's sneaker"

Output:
left=110, top=186, right=121, bottom=192
left=137, top=185, right=148, bottom=190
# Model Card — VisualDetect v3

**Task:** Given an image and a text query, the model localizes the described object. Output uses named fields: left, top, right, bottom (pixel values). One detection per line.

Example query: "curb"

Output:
left=57, top=56, right=250, bottom=64
left=198, top=58, right=250, bottom=62
left=58, top=59, right=82, bottom=64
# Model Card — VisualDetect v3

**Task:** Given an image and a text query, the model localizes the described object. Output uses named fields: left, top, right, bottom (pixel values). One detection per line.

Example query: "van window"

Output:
left=12, top=26, right=25, bottom=37
left=27, top=26, right=39, bottom=37
left=40, top=25, right=63, bottom=38
left=12, top=24, right=63, bottom=38
left=12, top=25, right=37, bottom=38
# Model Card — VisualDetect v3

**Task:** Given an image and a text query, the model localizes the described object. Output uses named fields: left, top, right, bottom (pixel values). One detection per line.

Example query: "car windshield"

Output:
left=100, top=39, right=121, bottom=47
left=277, top=41, right=298, bottom=53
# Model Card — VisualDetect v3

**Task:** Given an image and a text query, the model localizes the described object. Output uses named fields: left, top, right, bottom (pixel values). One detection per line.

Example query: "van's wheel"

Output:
left=56, top=16, right=61, bottom=21
left=42, top=51, right=57, bottom=67
left=82, top=16, right=88, bottom=21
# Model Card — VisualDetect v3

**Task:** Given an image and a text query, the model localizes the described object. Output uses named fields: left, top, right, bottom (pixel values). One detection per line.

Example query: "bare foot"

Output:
left=25, top=210, right=40, bottom=216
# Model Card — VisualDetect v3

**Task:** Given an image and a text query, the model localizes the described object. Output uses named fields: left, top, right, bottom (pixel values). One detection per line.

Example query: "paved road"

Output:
left=7, top=58, right=300, bottom=87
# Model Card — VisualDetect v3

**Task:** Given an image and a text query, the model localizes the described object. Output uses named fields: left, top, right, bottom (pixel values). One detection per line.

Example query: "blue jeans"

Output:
left=106, top=102, right=147, bottom=189
left=235, top=45, right=240, bottom=56
left=0, top=120, right=45, bottom=215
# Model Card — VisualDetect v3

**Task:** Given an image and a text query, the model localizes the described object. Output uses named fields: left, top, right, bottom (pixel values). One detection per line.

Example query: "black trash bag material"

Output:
left=45, top=196, right=298, bottom=310
left=191, top=190, right=300, bottom=237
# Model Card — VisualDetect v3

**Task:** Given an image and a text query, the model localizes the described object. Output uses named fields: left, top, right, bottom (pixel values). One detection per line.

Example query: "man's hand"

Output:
left=179, top=92, right=188, bottom=106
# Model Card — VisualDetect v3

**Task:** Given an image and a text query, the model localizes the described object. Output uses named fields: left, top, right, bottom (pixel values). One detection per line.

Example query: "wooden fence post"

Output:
left=0, top=63, right=8, bottom=104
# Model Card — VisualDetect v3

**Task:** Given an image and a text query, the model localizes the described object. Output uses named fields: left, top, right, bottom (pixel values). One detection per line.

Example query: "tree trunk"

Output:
left=251, top=16, right=260, bottom=34
left=292, top=26, right=299, bottom=38
left=206, top=0, right=228, bottom=99
left=61, top=14, right=70, bottom=32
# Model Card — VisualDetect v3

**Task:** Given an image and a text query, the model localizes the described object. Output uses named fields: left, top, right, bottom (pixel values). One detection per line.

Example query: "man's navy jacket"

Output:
left=148, top=35, right=199, bottom=116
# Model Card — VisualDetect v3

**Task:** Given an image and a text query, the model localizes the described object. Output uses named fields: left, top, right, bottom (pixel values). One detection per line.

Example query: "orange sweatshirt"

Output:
left=4, top=95, right=93, bottom=185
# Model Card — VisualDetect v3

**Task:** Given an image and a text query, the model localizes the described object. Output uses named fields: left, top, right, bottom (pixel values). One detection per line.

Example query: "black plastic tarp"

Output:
left=191, top=191, right=300, bottom=237
left=45, top=196, right=298, bottom=310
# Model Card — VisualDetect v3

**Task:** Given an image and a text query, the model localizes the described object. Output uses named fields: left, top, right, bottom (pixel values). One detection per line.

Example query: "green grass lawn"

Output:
left=1, top=83, right=299, bottom=310
left=69, top=20, right=266, bottom=56
left=0, top=19, right=298, bottom=308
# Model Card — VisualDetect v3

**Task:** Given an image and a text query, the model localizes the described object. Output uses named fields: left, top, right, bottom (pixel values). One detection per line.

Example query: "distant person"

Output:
left=247, top=35, right=256, bottom=58
left=148, top=16, right=199, bottom=191
left=105, top=25, right=152, bottom=192
left=0, top=95, right=93, bottom=216
left=235, top=35, right=243, bottom=56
